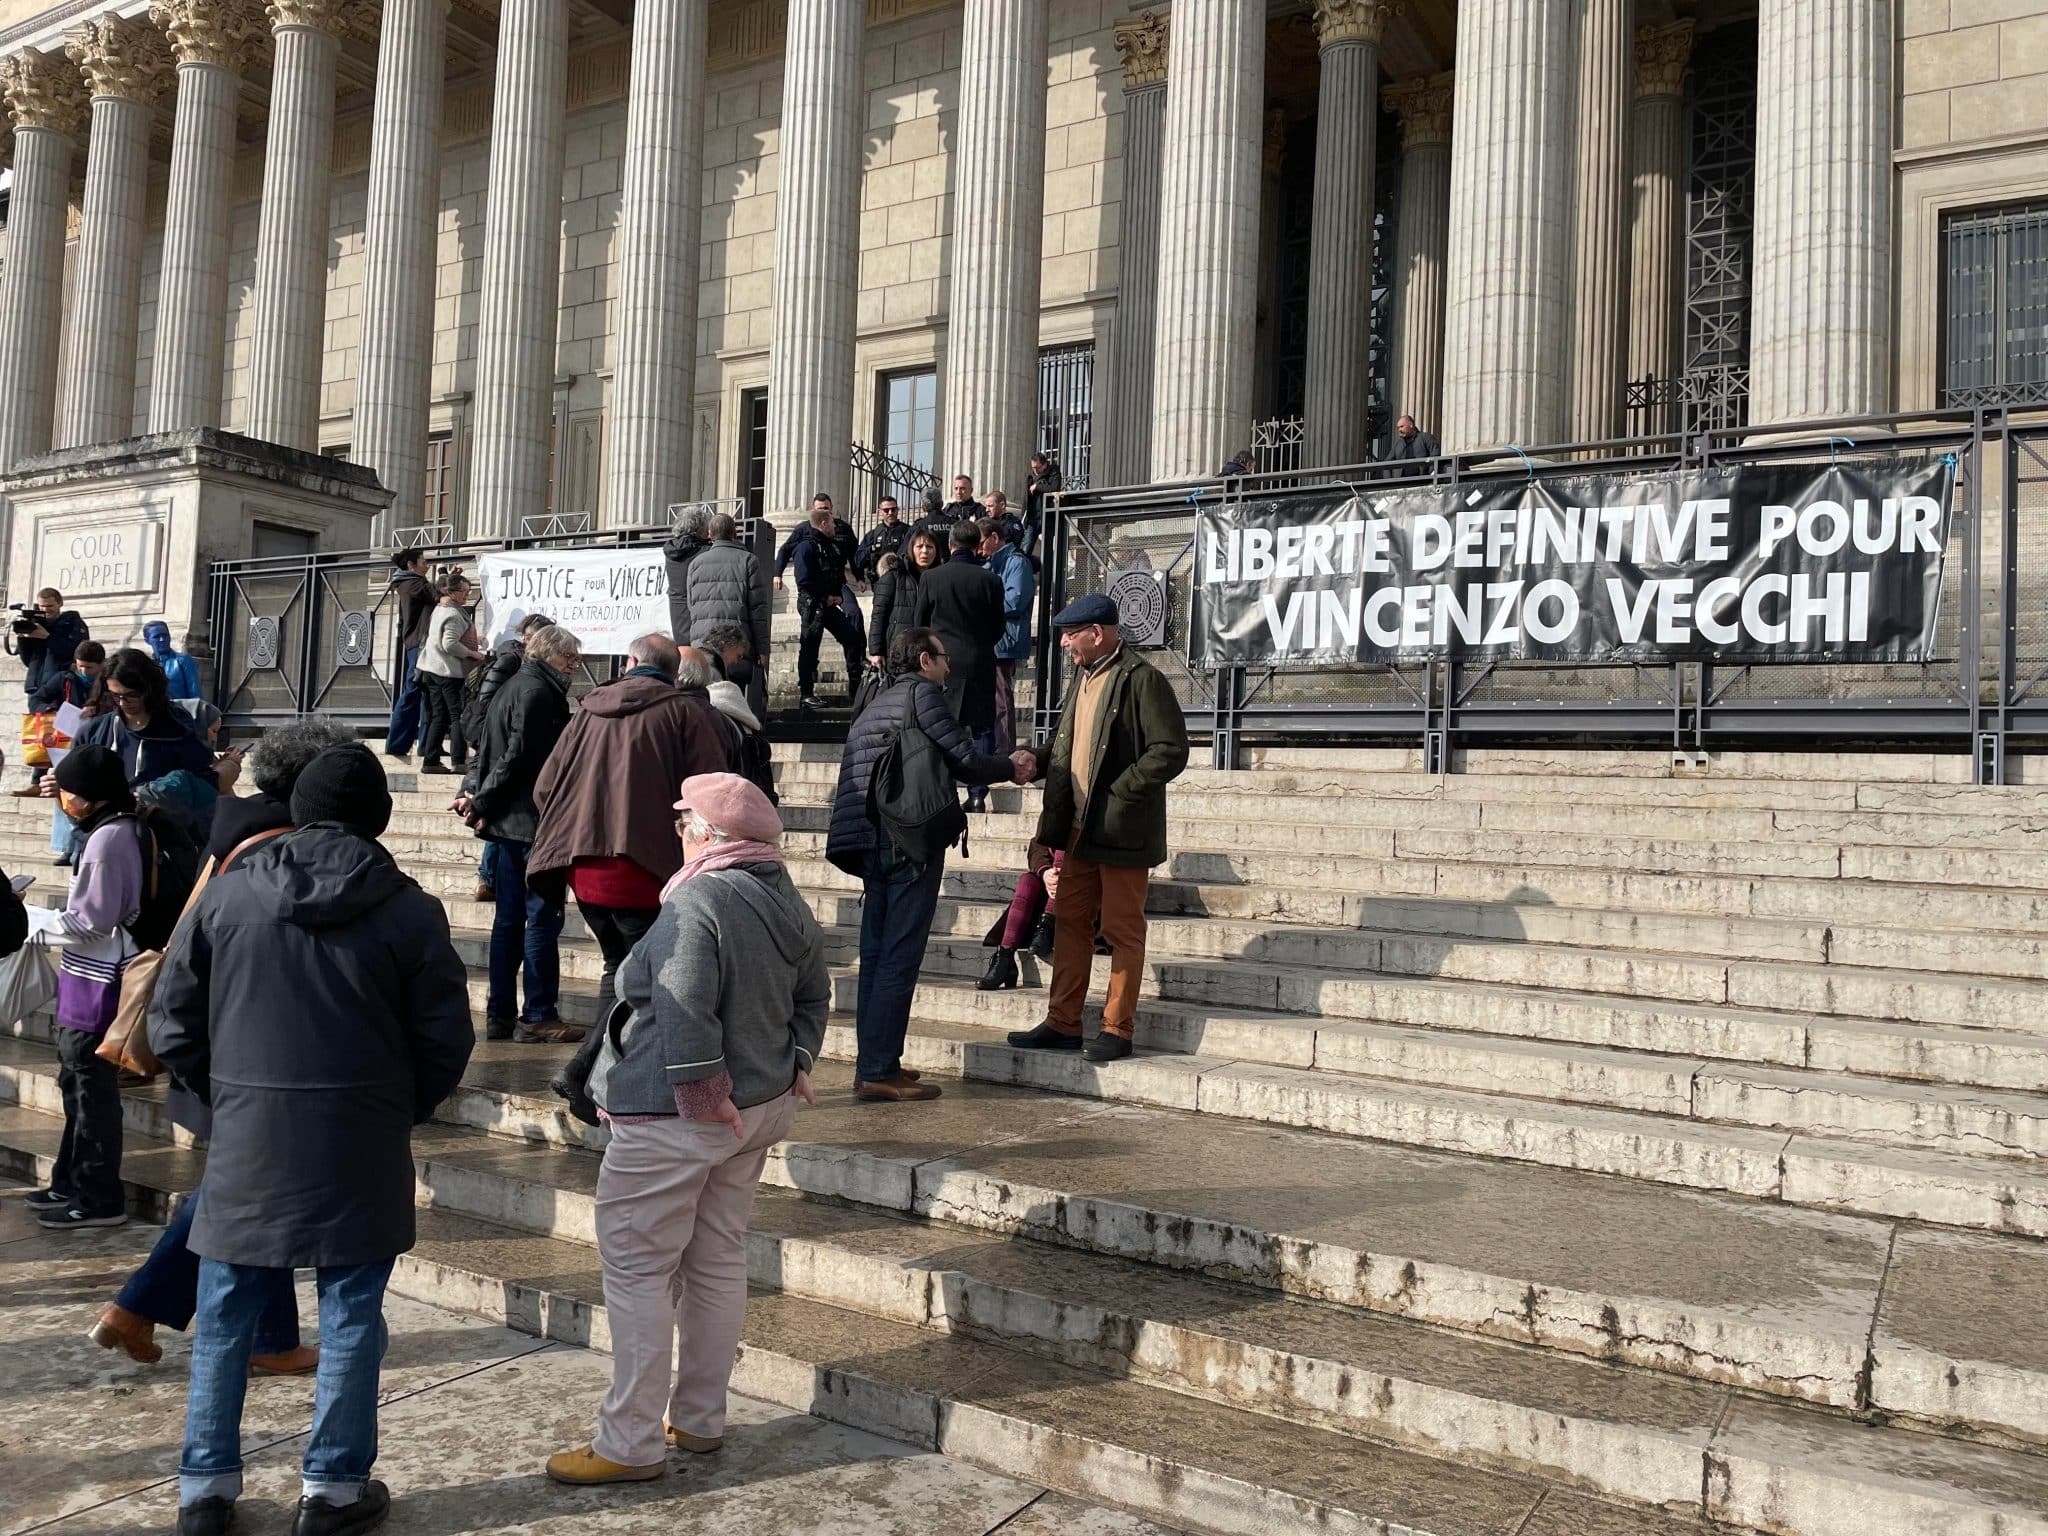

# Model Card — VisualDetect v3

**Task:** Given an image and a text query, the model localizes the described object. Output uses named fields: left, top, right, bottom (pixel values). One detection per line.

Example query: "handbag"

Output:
left=0, top=943, right=56, bottom=1029
left=19, top=711, right=53, bottom=768
left=97, top=825, right=290, bottom=1077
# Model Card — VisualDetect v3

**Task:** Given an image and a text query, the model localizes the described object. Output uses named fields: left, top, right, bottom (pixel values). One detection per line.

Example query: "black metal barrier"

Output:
left=1032, top=408, right=2048, bottom=782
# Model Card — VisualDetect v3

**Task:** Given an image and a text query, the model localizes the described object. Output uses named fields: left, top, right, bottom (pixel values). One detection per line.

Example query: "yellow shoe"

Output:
left=545, top=1444, right=666, bottom=1485
left=664, top=1422, right=724, bottom=1454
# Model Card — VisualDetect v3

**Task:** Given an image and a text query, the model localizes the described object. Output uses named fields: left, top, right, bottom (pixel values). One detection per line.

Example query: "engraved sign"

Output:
left=37, top=516, right=161, bottom=598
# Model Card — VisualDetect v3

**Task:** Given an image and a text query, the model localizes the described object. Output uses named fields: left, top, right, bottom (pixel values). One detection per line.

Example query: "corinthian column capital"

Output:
left=264, top=0, right=357, bottom=35
left=1113, top=9, right=1168, bottom=91
left=1384, top=70, right=1452, bottom=149
left=0, top=49, right=87, bottom=134
left=65, top=16, right=173, bottom=103
left=151, top=0, right=267, bottom=71
left=1313, top=0, right=1398, bottom=49
left=1634, top=20, right=1694, bottom=100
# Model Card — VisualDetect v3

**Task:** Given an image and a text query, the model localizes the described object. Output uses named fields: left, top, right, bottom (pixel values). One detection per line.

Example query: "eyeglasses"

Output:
left=105, top=684, right=138, bottom=701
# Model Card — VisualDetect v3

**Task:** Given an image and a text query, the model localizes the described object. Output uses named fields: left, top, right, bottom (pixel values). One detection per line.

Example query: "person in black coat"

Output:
left=151, top=745, right=472, bottom=1536
left=911, top=521, right=1006, bottom=733
left=661, top=507, right=711, bottom=644
left=785, top=498, right=864, bottom=706
left=1390, top=414, right=1441, bottom=462
left=865, top=530, right=942, bottom=666
left=460, top=625, right=580, bottom=1042
left=824, top=627, right=1021, bottom=1102
left=14, top=587, right=89, bottom=703
left=852, top=496, right=908, bottom=583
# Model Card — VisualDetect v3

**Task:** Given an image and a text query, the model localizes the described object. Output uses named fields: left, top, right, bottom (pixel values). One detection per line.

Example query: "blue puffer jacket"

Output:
left=825, top=675, right=1014, bottom=876
left=988, top=544, right=1036, bottom=662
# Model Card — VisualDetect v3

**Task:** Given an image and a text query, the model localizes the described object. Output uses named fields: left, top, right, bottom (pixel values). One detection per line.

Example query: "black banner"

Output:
left=1191, top=460, right=1957, bottom=668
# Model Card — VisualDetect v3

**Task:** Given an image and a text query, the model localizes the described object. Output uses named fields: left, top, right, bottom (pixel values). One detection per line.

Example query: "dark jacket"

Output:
left=776, top=518, right=856, bottom=581
left=931, top=500, right=982, bottom=539
left=0, top=866, right=25, bottom=959
left=464, top=659, right=573, bottom=844
left=388, top=570, right=436, bottom=654
left=662, top=531, right=705, bottom=642
left=787, top=523, right=853, bottom=601
left=853, top=520, right=907, bottom=584
left=76, top=709, right=213, bottom=789
left=1034, top=645, right=1189, bottom=868
left=528, top=670, right=742, bottom=899
left=866, top=564, right=922, bottom=658
left=1026, top=461, right=1062, bottom=524
left=686, top=539, right=770, bottom=659
left=912, top=551, right=1005, bottom=731
left=825, top=674, right=1013, bottom=876
left=19, top=610, right=88, bottom=699
left=29, top=668, right=103, bottom=716
left=1391, top=429, right=1440, bottom=461
left=149, top=824, right=473, bottom=1268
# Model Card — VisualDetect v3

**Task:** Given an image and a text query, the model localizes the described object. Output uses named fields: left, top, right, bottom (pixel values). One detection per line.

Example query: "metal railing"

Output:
left=1033, top=407, right=2048, bottom=780
left=848, top=442, right=939, bottom=536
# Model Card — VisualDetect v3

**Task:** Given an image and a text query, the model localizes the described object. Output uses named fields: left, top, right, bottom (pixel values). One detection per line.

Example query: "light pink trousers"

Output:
left=591, top=1091, right=798, bottom=1466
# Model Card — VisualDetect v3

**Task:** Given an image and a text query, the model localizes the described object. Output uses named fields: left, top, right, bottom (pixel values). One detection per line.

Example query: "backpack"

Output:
left=867, top=719, right=967, bottom=870
left=119, top=807, right=203, bottom=952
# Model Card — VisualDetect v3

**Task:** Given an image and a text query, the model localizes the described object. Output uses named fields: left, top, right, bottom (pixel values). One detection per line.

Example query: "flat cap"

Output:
left=1051, top=593, right=1120, bottom=629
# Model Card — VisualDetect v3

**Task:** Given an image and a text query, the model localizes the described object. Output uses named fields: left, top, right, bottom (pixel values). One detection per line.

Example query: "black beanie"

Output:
left=289, top=744, right=393, bottom=838
left=53, top=744, right=131, bottom=807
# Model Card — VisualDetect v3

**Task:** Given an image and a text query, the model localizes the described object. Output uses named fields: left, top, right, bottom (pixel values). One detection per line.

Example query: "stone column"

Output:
left=1251, top=105, right=1283, bottom=421
left=247, top=0, right=349, bottom=450
left=602, top=0, right=708, bottom=527
left=1565, top=0, right=1632, bottom=444
left=1749, top=1, right=1890, bottom=426
left=1439, top=0, right=1573, bottom=453
left=1149, top=0, right=1265, bottom=481
left=58, top=17, right=172, bottom=448
left=938, top=0, right=1049, bottom=500
left=1304, top=0, right=1393, bottom=468
left=1627, top=21, right=1692, bottom=437
left=764, top=0, right=863, bottom=527
left=1384, top=72, right=1452, bottom=438
left=354, top=0, right=448, bottom=540
left=0, top=53, right=85, bottom=469
left=467, top=0, right=568, bottom=537
left=148, top=0, right=262, bottom=433
left=1101, top=10, right=1168, bottom=488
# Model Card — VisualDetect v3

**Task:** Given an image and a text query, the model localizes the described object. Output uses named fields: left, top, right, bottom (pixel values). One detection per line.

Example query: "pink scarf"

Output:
left=660, top=840, right=784, bottom=901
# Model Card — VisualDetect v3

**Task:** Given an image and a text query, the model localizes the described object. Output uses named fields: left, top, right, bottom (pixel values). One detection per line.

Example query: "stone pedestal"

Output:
left=1, top=431, right=388, bottom=681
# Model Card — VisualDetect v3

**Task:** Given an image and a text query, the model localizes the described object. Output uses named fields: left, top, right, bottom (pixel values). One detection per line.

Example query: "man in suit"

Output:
left=910, top=520, right=1005, bottom=742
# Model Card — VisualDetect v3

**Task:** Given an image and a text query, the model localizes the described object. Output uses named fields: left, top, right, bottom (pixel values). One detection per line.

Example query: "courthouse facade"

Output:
left=0, top=0, right=2040, bottom=553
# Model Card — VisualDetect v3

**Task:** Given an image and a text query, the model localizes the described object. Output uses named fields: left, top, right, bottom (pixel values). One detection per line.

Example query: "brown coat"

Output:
left=526, top=672, right=742, bottom=902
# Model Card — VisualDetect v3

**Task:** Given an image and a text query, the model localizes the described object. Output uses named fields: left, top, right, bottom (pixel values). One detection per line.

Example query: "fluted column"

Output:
left=764, top=0, right=863, bottom=526
left=1627, top=22, right=1692, bottom=438
left=939, top=0, right=1049, bottom=498
left=355, top=0, right=448, bottom=540
left=1440, top=0, right=1574, bottom=453
left=602, top=0, right=708, bottom=527
left=149, top=0, right=262, bottom=433
left=1565, top=0, right=1632, bottom=444
left=0, top=53, right=86, bottom=469
left=1750, top=1, right=1891, bottom=427
left=1102, top=11, right=1168, bottom=488
left=59, top=17, right=172, bottom=448
left=1385, top=73, right=1452, bottom=437
left=1304, top=0, right=1393, bottom=468
left=247, top=0, right=348, bottom=450
left=468, top=0, right=569, bottom=537
left=1149, top=0, right=1264, bottom=481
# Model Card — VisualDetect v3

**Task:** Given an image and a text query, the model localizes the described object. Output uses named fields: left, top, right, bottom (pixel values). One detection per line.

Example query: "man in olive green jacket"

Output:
left=1009, top=593, right=1189, bottom=1062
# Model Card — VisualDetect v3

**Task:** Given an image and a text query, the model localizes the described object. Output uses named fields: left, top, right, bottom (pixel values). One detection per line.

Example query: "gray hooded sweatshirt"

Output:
left=593, top=860, right=829, bottom=1114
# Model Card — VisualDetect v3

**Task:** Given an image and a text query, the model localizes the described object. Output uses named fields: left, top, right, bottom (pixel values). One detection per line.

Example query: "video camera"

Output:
left=7, top=603, right=40, bottom=637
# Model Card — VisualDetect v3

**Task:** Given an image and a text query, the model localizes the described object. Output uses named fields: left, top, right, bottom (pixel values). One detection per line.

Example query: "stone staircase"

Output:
left=3, top=744, right=2048, bottom=1535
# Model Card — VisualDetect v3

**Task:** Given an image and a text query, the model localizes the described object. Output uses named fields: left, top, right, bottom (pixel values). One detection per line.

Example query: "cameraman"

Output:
left=15, top=588, right=89, bottom=704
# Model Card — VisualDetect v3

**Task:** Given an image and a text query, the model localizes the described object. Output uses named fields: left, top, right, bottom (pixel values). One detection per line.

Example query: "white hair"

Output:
left=684, top=808, right=733, bottom=844
left=525, top=623, right=581, bottom=666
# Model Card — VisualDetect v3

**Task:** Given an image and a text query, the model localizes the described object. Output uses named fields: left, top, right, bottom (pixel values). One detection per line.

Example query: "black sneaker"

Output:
left=1083, top=1031, right=1134, bottom=1063
left=38, top=1203, right=128, bottom=1229
left=420, top=761, right=454, bottom=776
left=800, top=694, right=823, bottom=711
left=24, top=1187, right=72, bottom=1210
left=295, top=1480, right=390, bottom=1536
left=177, top=1496, right=235, bottom=1536
left=484, top=1017, right=516, bottom=1042
left=1006, top=1022, right=1083, bottom=1051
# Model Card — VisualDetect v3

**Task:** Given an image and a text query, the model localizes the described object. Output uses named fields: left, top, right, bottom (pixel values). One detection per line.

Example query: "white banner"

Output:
left=474, top=547, right=669, bottom=655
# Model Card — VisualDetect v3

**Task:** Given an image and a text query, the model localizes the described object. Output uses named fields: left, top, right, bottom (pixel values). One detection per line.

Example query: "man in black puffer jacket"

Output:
left=684, top=513, right=770, bottom=670
left=825, top=627, right=1022, bottom=1104
left=459, top=624, right=580, bottom=1043
left=661, top=507, right=711, bottom=643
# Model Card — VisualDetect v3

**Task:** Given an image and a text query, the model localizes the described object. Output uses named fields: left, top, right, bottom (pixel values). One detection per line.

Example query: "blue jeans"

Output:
left=117, top=1186, right=300, bottom=1351
left=477, top=841, right=499, bottom=886
left=854, top=843, right=945, bottom=1083
left=383, top=646, right=422, bottom=754
left=488, top=838, right=563, bottom=1023
left=180, top=1257, right=394, bottom=1507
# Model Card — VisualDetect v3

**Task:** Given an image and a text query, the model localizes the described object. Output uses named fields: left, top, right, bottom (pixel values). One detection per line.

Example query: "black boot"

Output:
left=1030, top=914, right=1057, bottom=961
left=977, top=948, right=1020, bottom=991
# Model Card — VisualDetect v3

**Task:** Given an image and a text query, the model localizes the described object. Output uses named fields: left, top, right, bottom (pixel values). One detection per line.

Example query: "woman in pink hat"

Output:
left=546, top=772, right=829, bottom=1488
